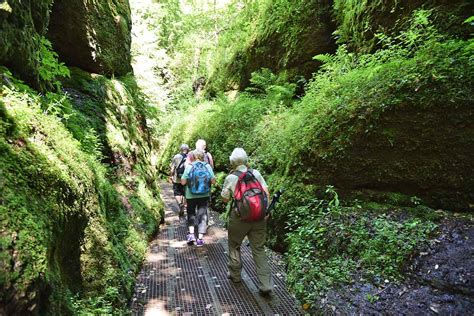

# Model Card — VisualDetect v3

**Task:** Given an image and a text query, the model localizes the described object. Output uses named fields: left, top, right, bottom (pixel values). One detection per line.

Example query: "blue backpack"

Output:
left=188, top=162, right=211, bottom=194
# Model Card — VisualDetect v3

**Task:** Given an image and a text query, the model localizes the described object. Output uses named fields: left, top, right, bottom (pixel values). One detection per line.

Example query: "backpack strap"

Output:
left=176, top=154, right=186, bottom=169
left=232, top=170, right=243, bottom=178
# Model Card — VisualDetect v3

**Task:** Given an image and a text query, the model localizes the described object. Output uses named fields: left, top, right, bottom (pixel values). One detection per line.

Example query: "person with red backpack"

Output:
left=220, top=148, right=273, bottom=297
left=169, top=144, right=189, bottom=216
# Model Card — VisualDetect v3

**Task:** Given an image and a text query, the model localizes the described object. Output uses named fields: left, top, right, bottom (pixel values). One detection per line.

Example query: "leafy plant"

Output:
left=33, top=35, right=70, bottom=90
left=285, top=186, right=437, bottom=306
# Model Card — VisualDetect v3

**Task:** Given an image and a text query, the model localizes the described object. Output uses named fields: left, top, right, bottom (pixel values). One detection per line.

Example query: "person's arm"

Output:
left=263, top=185, right=270, bottom=202
left=207, top=152, right=214, bottom=169
left=221, top=175, right=232, bottom=203
left=253, top=170, right=270, bottom=201
left=208, top=165, right=217, bottom=185
left=169, top=157, right=176, bottom=183
left=181, top=165, right=190, bottom=185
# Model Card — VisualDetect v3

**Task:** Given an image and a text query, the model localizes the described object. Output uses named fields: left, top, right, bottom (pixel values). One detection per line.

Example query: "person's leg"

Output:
left=227, top=213, right=250, bottom=282
left=186, top=199, right=197, bottom=244
left=173, top=183, right=185, bottom=216
left=178, top=184, right=187, bottom=216
left=196, top=198, right=209, bottom=240
left=248, top=221, right=273, bottom=293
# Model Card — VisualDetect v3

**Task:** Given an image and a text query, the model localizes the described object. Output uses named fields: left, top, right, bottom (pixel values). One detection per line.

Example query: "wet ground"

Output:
left=130, top=182, right=303, bottom=315
left=319, top=218, right=474, bottom=315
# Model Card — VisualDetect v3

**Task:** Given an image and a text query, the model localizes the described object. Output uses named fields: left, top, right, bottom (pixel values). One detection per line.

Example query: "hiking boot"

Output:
left=196, top=239, right=204, bottom=247
left=227, top=273, right=242, bottom=284
left=187, top=234, right=196, bottom=245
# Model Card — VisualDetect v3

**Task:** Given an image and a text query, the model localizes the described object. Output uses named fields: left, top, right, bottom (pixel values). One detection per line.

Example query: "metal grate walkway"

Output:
left=130, top=183, right=303, bottom=315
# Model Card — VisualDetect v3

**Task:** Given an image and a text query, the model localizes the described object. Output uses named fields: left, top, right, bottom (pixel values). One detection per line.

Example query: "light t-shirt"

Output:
left=221, top=165, right=268, bottom=200
left=182, top=161, right=215, bottom=199
left=170, top=153, right=187, bottom=183
left=185, top=151, right=214, bottom=168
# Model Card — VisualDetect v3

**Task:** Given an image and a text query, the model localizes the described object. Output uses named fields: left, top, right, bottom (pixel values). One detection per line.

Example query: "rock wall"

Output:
left=47, top=0, right=133, bottom=76
left=0, top=0, right=53, bottom=87
left=333, top=0, right=474, bottom=53
left=208, top=0, right=473, bottom=93
left=207, top=0, right=337, bottom=93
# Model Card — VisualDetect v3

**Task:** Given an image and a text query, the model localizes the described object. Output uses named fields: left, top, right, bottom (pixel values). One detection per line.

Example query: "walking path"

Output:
left=130, top=182, right=303, bottom=315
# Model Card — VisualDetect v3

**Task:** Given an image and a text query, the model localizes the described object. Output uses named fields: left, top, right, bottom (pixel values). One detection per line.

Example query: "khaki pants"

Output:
left=228, top=211, right=273, bottom=292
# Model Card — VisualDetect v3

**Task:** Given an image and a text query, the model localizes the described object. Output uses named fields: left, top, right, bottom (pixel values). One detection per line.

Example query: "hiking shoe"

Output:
left=227, top=274, right=242, bottom=284
left=196, top=239, right=204, bottom=247
left=187, top=234, right=196, bottom=245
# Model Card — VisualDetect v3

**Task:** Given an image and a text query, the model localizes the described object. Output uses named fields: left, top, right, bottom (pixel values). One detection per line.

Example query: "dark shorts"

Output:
left=173, top=183, right=185, bottom=196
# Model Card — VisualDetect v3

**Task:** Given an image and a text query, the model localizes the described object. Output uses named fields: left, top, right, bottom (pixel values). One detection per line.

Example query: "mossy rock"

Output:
left=47, top=0, right=133, bottom=76
left=0, top=0, right=53, bottom=87
left=207, top=0, right=336, bottom=93
left=333, top=0, right=474, bottom=52
left=1, top=69, right=161, bottom=313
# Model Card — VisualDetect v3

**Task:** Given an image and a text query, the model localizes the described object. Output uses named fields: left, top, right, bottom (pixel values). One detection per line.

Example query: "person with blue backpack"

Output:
left=181, top=149, right=216, bottom=246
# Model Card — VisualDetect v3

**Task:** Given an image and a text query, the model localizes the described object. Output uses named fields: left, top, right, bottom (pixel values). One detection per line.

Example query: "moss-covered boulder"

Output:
left=283, top=40, right=474, bottom=211
left=207, top=0, right=336, bottom=93
left=333, top=0, right=474, bottom=53
left=0, top=68, right=161, bottom=314
left=0, top=0, right=53, bottom=87
left=47, top=0, right=133, bottom=76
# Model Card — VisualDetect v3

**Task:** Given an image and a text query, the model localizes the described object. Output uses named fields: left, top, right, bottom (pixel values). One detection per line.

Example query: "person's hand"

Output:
left=168, top=176, right=173, bottom=183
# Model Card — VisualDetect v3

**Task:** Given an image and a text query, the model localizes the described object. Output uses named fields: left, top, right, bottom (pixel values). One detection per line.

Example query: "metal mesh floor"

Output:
left=130, top=183, right=303, bottom=315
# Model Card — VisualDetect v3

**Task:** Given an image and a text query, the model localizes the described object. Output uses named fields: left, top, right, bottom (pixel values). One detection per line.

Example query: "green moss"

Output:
left=1, top=69, right=162, bottom=314
left=0, top=0, right=54, bottom=88
left=285, top=187, right=438, bottom=306
left=161, top=12, right=473, bottom=309
left=207, top=0, right=335, bottom=93
left=333, top=0, right=474, bottom=52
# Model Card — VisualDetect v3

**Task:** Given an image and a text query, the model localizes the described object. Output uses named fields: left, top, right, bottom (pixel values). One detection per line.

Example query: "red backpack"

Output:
left=233, top=169, right=267, bottom=222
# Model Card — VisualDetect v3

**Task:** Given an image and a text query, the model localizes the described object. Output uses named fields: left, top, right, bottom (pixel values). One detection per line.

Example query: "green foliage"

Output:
left=33, top=35, right=70, bottom=90
left=160, top=9, right=473, bottom=307
left=207, top=0, right=333, bottom=92
left=245, top=68, right=296, bottom=107
left=285, top=186, right=437, bottom=305
left=332, top=0, right=473, bottom=52
left=1, top=69, right=162, bottom=314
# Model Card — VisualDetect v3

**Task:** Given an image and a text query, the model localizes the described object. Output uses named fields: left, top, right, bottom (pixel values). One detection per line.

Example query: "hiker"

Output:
left=181, top=149, right=216, bottom=246
left=169, top=144, right=189, bottom=216
left=220, top=148, right=273, bottom=297
left=186, top=139, right=214, bottom=169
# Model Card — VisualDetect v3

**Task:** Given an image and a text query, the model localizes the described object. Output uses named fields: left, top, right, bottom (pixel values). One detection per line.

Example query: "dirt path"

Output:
left=130, top=182, right=303, bottom=315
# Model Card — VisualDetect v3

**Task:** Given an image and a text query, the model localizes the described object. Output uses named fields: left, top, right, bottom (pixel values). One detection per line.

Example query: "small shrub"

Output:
left=34, top=36, right=70, bottom=90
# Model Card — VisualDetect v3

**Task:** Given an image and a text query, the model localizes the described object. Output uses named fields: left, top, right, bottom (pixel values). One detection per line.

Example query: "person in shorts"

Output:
left=169, top=144, right=189, bottom=216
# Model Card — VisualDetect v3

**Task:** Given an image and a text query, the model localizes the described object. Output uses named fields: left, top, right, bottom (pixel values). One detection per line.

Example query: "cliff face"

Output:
left=208, top=0, right=473, bottom=93
left=0, top=0, right=54, bottom=88
left=0, top=69, right=162, bottom=315
left=47, top=0, right=133, bottom=76
left=333, top=0, right=474, bottom=52
left=0, top=0, right=157, bottom=314
left=0, top=0, right=133, bottom=89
